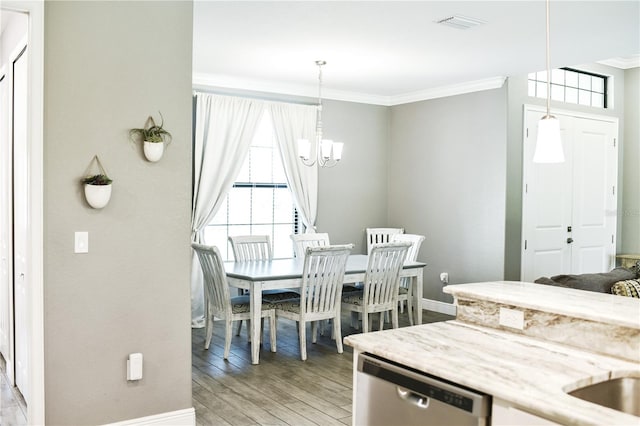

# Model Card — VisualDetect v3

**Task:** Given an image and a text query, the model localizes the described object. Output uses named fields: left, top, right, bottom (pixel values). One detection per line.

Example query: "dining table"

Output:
left=224, top=254, right=426, bottom=364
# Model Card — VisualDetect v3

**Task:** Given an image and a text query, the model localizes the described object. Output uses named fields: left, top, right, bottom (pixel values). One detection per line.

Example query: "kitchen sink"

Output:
left=567, top=377, right=640, bottom=416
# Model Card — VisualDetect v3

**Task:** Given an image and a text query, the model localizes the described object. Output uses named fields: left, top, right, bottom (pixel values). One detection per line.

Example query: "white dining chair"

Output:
left=290, top=232, right=330, bottom=258
left=366, top=227, right=404, bottom=254
left=390, top=233, right=425, bottom=325
left=342, top=242, right=411, bottom=333
left=274, top=244, right=353, bottom=360
left=191, top=243, right=277, bottom=359
left=228, top=235, right=299, bottom=337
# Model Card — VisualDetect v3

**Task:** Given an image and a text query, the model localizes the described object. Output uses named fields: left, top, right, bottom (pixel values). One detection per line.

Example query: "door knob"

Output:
left=567, top=238, right=574, bottom=244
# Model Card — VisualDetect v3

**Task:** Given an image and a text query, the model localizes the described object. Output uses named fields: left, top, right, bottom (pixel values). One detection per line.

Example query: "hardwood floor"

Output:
left=192, top=309, right=454, bottom=426
left=0, top=355, right=27, bottom=426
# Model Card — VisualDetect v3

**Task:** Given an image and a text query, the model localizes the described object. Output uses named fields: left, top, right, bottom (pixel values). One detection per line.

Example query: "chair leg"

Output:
left=407, top=296, right=414, bottom=326
left=392, top=307, right=399, bottom=329
left=269, top=313, right=277, bottom=353
left=260, top=318, right=265, bottom=345
left=311, top=321, right=318, bottom=344
left=299, top=321, right=307, bottom=361
left=334, top=315, right=343, bottom=354
left=247, top=320, right=251, bottom=342
left=204, top=314, right=213, bottom=350
left=235, top=320, right=242, bottom=336
left=362, top=312, right=369, bottom=333
left=379, top=312, right=385, bottom=331
left=223, top=319, right=233, bottom=360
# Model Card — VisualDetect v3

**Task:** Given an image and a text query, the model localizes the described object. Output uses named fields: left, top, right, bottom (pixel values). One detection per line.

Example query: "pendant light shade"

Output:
left=534, top=115, right=564, bottom=163
left=533, top=0, right=564, bottom=164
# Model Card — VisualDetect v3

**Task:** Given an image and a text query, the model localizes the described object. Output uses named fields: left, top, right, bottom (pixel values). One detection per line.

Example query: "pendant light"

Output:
left=298, top=61, right=343, bottom=168
left=533, top=0, right=564, bottom=163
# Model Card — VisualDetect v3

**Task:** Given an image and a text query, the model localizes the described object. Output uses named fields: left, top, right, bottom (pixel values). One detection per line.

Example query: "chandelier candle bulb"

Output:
left=333, top=142, right=343, bottom=161
left=321, top=139, right=334, bottom=159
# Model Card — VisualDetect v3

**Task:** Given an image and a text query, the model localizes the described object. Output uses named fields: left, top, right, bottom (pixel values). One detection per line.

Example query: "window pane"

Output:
left=235, top=155, right=250, bottom=182
left=274, top=188, right=294, bottom=223
left=578, top=73, right=591, bottom=90
left=536, top=81, right=547, bottom=99
left=592, top=76, right=604, bottom=93
left=551, top=84, right=564, bottom=102
left=537, top=71, right=548, bottom=82
left=592, top=93, right=604, bottom=108
left=272, top=152, right=287, bottom=183
left=252, top=188, right=274, bottom=224
left=273, top=224, right=295, bottom=258
left=551, top=69, right=564, bottom=85
left=528, top=72, right=536, bottom=80
left=565, top=87, right=578, bottom=104
left=565, top=70, right=578, bottom=88
left=250, top=146, right=273, bottom=182
left=578, top=89, right=591, bottom=105
left=203, top=226, right=230, bottom=259
left=228, top=188, right=251, bottom=224
left=528, top=80, right=536, bottom=97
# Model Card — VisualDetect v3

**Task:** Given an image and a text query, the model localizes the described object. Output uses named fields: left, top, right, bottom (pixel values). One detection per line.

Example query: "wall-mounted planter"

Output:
left=81, top=155, right=113, bottom=209
left=130, top=112, right=172, bottom=162
left=143, top=141, right=164, bottom=162
left=84, top=183, right=112, bottom=209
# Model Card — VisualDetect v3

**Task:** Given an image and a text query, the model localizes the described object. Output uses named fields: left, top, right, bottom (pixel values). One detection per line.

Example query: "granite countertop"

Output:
left=444, top=280, right=640, bottom=329
left=344, top=320, right=640, bottom=425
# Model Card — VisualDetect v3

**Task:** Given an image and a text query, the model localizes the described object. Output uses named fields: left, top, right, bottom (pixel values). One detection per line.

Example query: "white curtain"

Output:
left=269, top=102, right=319, bottom=233
left=191, top=93, right=265, bottom=327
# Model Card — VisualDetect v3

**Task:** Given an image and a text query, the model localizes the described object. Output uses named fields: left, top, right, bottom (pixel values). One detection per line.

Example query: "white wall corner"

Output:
left=104, top=408, right=196, bottom=426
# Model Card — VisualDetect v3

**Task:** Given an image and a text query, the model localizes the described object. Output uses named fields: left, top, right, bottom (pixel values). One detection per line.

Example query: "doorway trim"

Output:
left=2, top=0, right=44, bottom=424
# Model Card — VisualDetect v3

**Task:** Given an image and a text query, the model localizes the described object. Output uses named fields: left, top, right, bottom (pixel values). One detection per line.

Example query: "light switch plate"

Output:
left=74, top=232, right=89, bottom=253
left=127, top=353, right=143, bottom=381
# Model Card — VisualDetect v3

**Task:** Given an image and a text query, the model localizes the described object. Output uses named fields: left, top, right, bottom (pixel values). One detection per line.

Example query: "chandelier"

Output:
left=298, top=60, right=343, bottom=168
left=533, top=0, right=564, bottom=163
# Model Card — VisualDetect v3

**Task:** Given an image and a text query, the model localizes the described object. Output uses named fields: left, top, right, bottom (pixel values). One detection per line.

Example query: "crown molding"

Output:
left=597, top=56, right=640, bottom=70
left=192, top=72, right=507, bottom=106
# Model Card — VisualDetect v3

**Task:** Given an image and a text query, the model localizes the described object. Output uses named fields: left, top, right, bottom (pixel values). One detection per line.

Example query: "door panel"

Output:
left=13, top=45, right=29, bottom=403
left=0, top=72, right=11, bottom=369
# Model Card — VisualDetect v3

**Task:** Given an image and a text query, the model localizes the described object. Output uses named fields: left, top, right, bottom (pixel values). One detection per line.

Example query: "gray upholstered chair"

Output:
left=342, top=242, right=411, bottom=332
left=274, top=244, right=353, bottom=360
left=191, top=243, right=277, bottom=359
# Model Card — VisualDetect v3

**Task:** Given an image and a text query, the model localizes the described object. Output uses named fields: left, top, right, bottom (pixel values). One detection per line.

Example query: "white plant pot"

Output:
left=143, top=141, right=164, bottom=162
left=84, top=183, right=112, bottom=209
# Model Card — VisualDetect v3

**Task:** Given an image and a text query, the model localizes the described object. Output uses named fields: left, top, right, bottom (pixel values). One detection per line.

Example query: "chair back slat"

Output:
left=192, top=243, right=231, bottom=316
left=290, top=232, right=330, bottom=258
left=366, top=227, right=404, bottom=254
left=364, top=242, right=410, bottom=307
left=390, top=233, right=425, bottom=262
left=301, top=244, right=353, bottom=315
left=228, top=235, right=273, bottom=261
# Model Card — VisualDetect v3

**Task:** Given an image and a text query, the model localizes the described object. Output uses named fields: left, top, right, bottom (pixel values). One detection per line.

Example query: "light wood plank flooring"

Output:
left=192, top=309, right=454, bottom=426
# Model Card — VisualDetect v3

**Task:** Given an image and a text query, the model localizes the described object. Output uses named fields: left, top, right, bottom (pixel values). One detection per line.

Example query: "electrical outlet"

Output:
left=499, top=307, right=524, bottom=330
left=439, top=272, right=449, bottom=284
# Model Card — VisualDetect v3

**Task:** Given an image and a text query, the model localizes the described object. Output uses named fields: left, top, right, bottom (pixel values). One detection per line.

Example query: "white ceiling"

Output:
left=193, top=1, right=640, bottom=105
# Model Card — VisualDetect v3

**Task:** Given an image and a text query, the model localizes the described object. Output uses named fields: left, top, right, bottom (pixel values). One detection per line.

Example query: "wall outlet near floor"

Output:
left=499, top=307, right=525, bottom=330
left=439, top=272, right=449, bottom=284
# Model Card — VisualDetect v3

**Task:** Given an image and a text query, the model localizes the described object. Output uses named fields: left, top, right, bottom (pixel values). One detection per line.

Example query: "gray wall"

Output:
left=622, top=67, right=640, bottom=253
left=43, top=2, right=193, bottom=424
left=389, top=87, right=508, bottom=302
left=504, top=63, right=628, bottom=280
left=316, top=99, right=390, bottom=253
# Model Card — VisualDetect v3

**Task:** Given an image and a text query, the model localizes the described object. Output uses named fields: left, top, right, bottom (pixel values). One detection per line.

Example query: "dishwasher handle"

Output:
left=397, top=387, right=430, bottom=409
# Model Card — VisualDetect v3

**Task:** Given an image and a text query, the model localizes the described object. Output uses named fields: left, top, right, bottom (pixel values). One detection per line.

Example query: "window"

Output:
left=204, top=111, right=299, bottom=260
left=528, top=68, right=607, bottom=108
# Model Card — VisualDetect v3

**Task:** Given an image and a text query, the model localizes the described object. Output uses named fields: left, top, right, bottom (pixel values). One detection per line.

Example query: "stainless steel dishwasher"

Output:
left=355, top=353, right=491, bottom=426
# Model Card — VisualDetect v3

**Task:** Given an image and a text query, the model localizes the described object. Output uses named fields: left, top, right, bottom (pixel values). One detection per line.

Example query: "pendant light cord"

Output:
left=545, top=0, right=551, bottom=117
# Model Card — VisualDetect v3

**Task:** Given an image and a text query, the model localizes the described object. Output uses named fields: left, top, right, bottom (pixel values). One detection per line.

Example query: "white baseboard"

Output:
left=421, top=298, right=457, bottom=316
left=104, top=407, right=195, bottom=426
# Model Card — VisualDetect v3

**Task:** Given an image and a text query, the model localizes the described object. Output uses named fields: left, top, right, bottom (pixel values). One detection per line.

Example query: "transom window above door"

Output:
left=528, top=67, right=608, bottom=109
left=204, top=111, right=299, bottom=260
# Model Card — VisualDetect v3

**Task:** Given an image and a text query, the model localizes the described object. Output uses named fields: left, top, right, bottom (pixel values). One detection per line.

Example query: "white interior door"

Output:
left=13, top=45, right=29, bottom=403
left=522, top=106, right=618, bottom=282
left=0, top=70, right=12, bottom=374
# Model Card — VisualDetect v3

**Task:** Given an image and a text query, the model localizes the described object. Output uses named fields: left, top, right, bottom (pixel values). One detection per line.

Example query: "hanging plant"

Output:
left=81, top=156, right=113, bottom=209
left=129, top=112, right=172, bottom=162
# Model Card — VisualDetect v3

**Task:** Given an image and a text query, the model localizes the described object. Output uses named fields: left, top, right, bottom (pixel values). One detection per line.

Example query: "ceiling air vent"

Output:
left=436, top=15, right=486, bottom=30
